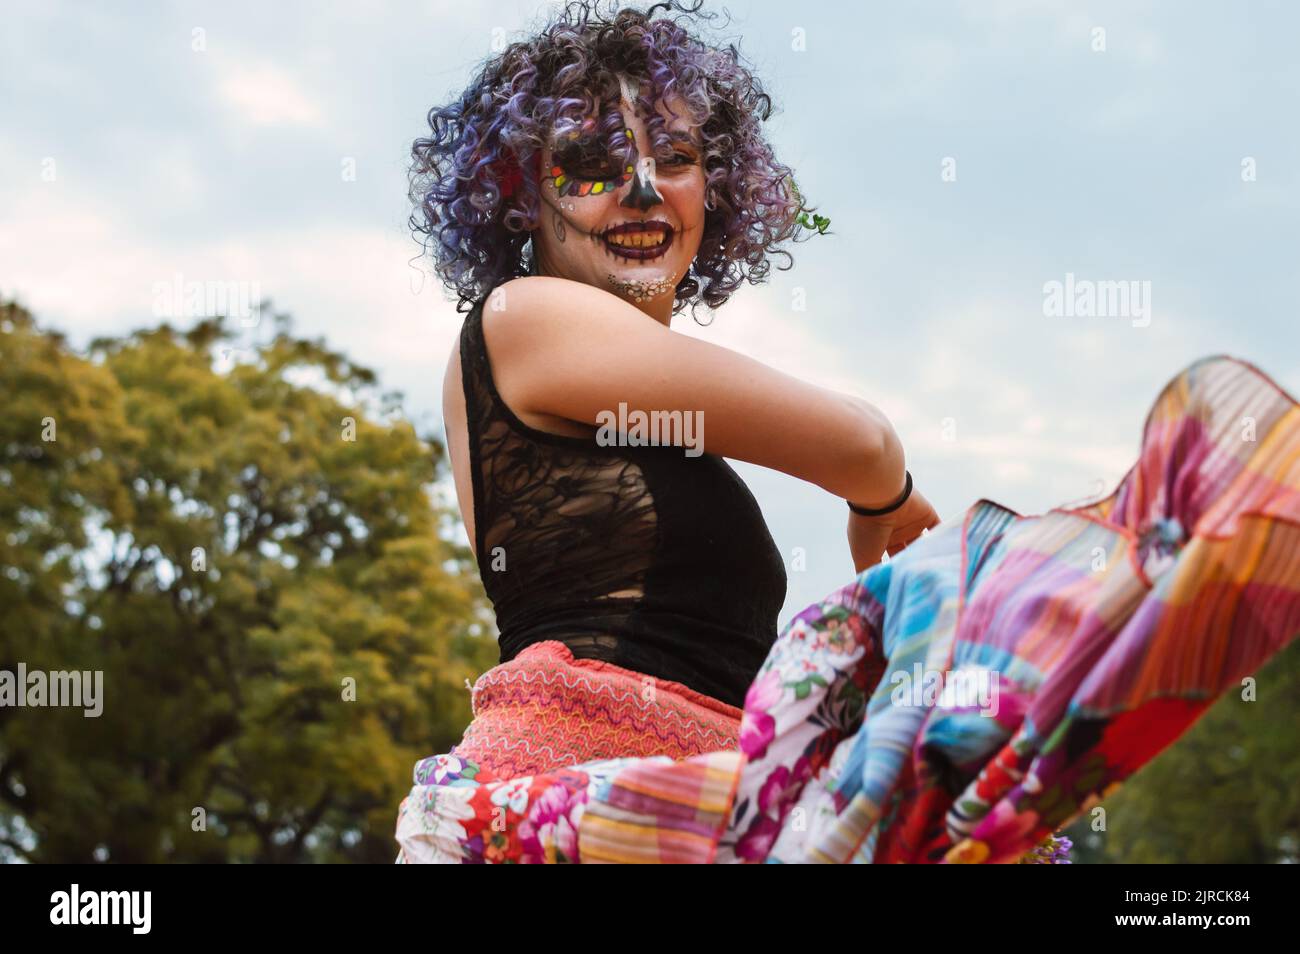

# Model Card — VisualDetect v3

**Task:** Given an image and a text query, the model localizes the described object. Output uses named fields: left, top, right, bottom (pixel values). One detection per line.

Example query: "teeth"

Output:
left=606, top=230, right=667, bottom=248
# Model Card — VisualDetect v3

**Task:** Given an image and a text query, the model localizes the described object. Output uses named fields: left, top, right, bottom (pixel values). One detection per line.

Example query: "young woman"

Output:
left=394, top=1, right=1300, bottom=863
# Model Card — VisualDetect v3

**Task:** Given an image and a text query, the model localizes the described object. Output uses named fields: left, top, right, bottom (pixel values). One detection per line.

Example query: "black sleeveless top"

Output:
left=458, top=293, right=787, bottom=708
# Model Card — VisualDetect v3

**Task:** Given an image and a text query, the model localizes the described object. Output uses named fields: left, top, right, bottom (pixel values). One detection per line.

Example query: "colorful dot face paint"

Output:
left=546, top=128, right=636, bottom=197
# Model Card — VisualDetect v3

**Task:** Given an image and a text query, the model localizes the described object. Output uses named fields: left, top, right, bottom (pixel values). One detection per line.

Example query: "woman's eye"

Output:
left=573, top=161, right=619, bottom=177
left=555, top=146, right=618, bottom=179
left=662, top=151, right=697, bottom=167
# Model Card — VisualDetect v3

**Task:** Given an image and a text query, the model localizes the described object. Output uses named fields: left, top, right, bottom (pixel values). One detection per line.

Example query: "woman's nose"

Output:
left=621, top=156, right=663, bottom=212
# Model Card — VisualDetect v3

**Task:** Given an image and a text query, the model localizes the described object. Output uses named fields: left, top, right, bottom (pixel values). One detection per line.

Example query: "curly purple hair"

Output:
left=409, top=0, right=817, bottom=320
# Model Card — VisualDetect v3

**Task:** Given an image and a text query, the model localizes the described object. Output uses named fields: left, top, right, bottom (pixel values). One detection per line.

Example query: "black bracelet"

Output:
left=847, top=471, right=913, bottom=517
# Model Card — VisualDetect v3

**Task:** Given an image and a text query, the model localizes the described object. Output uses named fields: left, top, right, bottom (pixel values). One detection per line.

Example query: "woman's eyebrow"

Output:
left=553, top=133, right=599, bottom=147
left=551, top=126, right=701, bottom=150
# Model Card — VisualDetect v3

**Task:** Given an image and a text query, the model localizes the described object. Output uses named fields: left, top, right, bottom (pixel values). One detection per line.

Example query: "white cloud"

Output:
left=673, top=292, right=925, bottom=424
left=216, top=63, right=323, bottom=128
left=0, top=178, right=453, bottom=423
left=1085, top=87, right=1161, bottom=133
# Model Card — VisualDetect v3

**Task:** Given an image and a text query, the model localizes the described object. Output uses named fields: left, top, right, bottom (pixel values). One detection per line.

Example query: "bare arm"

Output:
left=479, top=276, right=907, bottom=507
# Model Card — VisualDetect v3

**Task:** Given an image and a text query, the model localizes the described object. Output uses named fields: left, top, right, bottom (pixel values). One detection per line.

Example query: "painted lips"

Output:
left=602, top=221, right=674, bottom=259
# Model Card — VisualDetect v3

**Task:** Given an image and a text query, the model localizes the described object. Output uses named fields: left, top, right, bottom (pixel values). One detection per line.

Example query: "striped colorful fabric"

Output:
left=578, top=751, right=742, bottom=863
left=396, top=355, right=1300, bottom=863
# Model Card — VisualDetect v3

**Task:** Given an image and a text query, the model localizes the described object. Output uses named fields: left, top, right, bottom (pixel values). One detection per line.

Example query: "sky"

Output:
left=3, top=0, right=1299, bottom=624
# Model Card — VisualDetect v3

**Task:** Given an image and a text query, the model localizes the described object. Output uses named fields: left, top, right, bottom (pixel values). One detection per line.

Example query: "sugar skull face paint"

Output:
left=546, top=127, right=636, bottom=197
left=531, top=77, right=707, bottom=324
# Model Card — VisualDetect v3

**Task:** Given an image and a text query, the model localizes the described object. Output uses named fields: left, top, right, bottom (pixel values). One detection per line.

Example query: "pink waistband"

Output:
left=451, top=640, right=743, bottom=778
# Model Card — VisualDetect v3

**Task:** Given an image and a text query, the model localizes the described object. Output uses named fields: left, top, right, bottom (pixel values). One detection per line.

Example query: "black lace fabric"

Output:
left=458, top=294, right=787, bottom=707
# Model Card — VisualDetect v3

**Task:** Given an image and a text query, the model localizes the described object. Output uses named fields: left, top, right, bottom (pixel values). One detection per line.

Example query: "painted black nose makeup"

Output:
left=615, top=72, right=664, bottom=212
left=621, top=156, right=663, bottom=212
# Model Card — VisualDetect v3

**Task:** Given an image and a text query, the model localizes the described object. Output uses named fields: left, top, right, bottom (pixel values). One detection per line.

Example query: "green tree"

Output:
left=0, top=300, right=496, bottom=862
left=1067, top=638, right=1300, bottom=863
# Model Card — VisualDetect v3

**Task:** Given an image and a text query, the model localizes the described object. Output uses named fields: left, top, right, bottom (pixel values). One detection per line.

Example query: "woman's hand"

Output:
left=847, top=487, right=942, bottom=573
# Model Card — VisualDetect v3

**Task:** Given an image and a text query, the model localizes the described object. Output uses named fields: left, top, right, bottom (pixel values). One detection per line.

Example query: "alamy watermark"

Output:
left=889, top=664, right=1001, bottom=717
left=1042, top=272, right=1151, bottom=328
left=595, top=402, right=704, bottom=457
left=0, top=664, right=103, bottom=717
left=50, top=884, right=150, bottom=934
left=152, top=272, right=262, bottom=327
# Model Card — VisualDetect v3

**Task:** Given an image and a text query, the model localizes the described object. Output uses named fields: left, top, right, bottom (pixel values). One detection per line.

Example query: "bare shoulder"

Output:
left=483, top=275, right=644, bottom=344
left=476, top=276, right=660, bottom=422
left=492, top=274, right=612, bottom=311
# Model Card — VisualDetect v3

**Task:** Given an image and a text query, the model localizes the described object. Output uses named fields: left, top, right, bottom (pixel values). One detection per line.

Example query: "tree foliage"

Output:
left=1066, top=638, right=1300, bottom=863
left=0, top=300, right=496, bottom=862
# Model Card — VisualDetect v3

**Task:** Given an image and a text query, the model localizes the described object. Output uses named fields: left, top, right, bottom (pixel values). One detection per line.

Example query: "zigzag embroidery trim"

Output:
left=452, top=735, right=588, bottom=769
left=469, top=664, right=740, bottom=746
